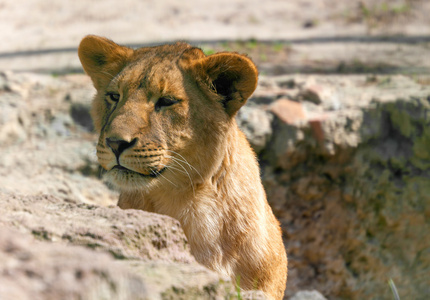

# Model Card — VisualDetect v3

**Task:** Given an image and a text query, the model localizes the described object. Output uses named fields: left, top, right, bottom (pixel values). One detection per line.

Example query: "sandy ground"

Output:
left=1, top=0, right=430, bottom=73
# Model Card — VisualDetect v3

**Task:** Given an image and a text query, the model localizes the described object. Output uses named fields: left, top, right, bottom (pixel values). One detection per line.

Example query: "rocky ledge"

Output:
left=0, top=193, right=238, bottom=299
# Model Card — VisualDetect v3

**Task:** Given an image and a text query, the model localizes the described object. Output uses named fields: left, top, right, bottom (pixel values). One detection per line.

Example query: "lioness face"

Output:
left=78, top=36, right=258, bottom=192
left=96, top=64, right=190, bottom=189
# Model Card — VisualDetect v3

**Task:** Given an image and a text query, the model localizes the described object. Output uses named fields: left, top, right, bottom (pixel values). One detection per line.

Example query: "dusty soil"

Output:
left=1, top=0, right=430, bottom=74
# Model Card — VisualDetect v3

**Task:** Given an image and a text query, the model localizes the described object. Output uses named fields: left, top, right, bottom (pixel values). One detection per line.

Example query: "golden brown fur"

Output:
left=78, top=35, right=287, bottom=299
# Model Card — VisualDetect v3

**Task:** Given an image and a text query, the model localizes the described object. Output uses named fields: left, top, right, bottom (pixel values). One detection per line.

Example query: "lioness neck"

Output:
left=175, top=124, right=269, bottom=270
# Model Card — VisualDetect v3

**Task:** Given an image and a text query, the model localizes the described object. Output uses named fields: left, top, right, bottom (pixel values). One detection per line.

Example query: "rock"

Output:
left=0, top=140, right=117, bottom=206
left=0, top=193, right=238, bottom=299
left=0, top=193, right=194, bottom=263
left=236, top=104, right=273, bottom=153
left=0, top=92, right=27, bottom=145
left=133, top=262, right=236, bottom=300
left=267, top=118, right=307, bottom=169
left=0, top=72, right=115, bottom=205
left=50, top=113, right=73, bottom=137
left=270, top=99, right=306, bottom=125
left=299, top=86, right=324, bottom=104
left=0, top=72, right=8, bottom=90
left=70, top=102, right=94, bottom=132
left=0, top=227, right=149, bottom=300
left=265, top=76, right=430, bottom=299
left=291, top=290, right=327, bottom=300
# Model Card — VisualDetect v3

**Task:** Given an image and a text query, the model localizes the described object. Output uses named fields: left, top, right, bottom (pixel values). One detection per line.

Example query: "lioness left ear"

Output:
left=78, top=35, right=133, bottom=90
left=186, top=52, right=258, bottom=117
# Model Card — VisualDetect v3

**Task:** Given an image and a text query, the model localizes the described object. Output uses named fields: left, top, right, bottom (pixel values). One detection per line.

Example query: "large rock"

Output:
left=260, top=74, right=430, bottom=299
left=0, top=193, right=238, bottom=299
left=0, top=227, right=148, bottom=300
left=0, top=193, right=194, bottom=263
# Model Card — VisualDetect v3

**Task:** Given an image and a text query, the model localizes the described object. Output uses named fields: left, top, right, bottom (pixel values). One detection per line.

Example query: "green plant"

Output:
left=235, top=275, right=242, bottom=300
left=246, top=38, right=258, bottom=50
left=221, top=41, right=231, bottom=52
left=391, top=4, right=410, bottom=14
left=273, top=42, right=284, bottom=52
left=260, top=53, right=268, bottom=62
left=201, top=46, right=215, bottom=56
left=389, top=278, right=400, bottom=300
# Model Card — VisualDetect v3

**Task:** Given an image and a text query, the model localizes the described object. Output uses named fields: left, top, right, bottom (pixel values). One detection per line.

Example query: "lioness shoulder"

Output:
left=78, top=35, right=287, bottom=299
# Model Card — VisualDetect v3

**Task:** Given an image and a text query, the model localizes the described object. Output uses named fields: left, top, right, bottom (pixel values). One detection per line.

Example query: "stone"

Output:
left=0, top=193, right=194, bottom=263
left=291, top=290, right=327, bottom=300
left=70, top=102, right=94, bottom=132
left=236, top=104, right=273, bottom=153
left=270, top=98, right=306, bottom=125
left=297, top=77, right=333, bottom=105
left=0, top=193, right=238, bottom=299
left=272, top=95, right=430, bottom=299
left=0, top=227, right=149, bottom=300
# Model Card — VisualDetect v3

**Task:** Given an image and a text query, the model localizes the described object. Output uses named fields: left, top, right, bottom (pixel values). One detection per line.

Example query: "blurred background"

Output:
left=1, top=0, right=430, bottom=73
left=1, top=0, right=430, bottom=299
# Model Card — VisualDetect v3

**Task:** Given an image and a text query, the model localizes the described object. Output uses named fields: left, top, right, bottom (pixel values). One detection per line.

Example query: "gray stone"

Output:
left=0, top=193, right=237, bottom=299
left=0, top=227, right=149, bottom=300
left=291, top=290, right=327, bottom=300
left=70, top=102, right=94, bottom=132
left=236, top=104, right=273, bottom=153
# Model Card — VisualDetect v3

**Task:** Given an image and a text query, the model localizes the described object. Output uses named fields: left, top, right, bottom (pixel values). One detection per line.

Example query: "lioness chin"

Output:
left=78, top=35, right=287, bottom=299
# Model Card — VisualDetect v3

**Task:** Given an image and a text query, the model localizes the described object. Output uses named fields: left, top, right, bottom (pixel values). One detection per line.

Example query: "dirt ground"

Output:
left=1, top=0, right=430, bottom=74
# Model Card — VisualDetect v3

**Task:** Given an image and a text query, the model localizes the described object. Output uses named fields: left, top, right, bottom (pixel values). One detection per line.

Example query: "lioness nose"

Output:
left=106, top=137, right=137, bottom=158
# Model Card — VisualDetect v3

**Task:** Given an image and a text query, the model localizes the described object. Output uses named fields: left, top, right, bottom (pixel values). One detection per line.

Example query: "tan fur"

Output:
left=78, top=35, right=287, bottom=299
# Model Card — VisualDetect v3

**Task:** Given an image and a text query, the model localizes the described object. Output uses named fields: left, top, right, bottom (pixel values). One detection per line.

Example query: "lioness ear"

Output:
left=78, top=35, right=133, bottom=90
left=185, top=52, right=258, bottom=117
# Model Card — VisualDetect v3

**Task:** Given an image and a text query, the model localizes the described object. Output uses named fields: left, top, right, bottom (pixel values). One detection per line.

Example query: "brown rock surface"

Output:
left=0, top=193, right=239, bottom=299
left=0, top=193, right=194, bottom=263
left=257, top=75, right=430, bottom=299
left=0, top=227, right=148, bottom=300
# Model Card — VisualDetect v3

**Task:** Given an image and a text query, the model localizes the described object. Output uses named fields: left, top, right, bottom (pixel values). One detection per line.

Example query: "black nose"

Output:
left=106, top=137, right=137, bottom=158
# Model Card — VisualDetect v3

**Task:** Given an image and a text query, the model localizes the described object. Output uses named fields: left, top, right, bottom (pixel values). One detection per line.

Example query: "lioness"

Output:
left=78, top=35, right=287, bottom=299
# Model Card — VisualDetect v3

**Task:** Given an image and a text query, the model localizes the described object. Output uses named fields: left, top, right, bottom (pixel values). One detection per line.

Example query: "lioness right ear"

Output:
left=78, top=35, right=133, bottom=90
left=181, top=49, right=258, bottom=117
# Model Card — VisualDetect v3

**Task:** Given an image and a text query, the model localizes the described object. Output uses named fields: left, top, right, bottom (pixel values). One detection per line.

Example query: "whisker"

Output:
left=157, top=163, right=188, bottom=175
left=157, top=161, right=195, bottom=196
left=164, top=150, right=195, bottom=168
left=149, top=166, right=177, bottom=188
left=167, top=159, right=195, bottom=197
left=164, top=151, right=204, bottom=181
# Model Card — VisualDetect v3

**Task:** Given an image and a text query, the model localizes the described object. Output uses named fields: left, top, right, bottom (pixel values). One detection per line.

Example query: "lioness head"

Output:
left=78, top=35, right=258, bottom=192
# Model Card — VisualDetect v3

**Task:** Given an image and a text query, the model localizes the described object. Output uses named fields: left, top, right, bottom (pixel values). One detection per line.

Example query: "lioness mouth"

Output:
left=111, top=165, right=166, bottom=178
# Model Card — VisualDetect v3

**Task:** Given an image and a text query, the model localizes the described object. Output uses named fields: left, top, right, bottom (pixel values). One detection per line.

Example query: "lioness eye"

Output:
left=106, top=92, right=120, bottom=102
left=155, top=97, right=178, bottom=112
